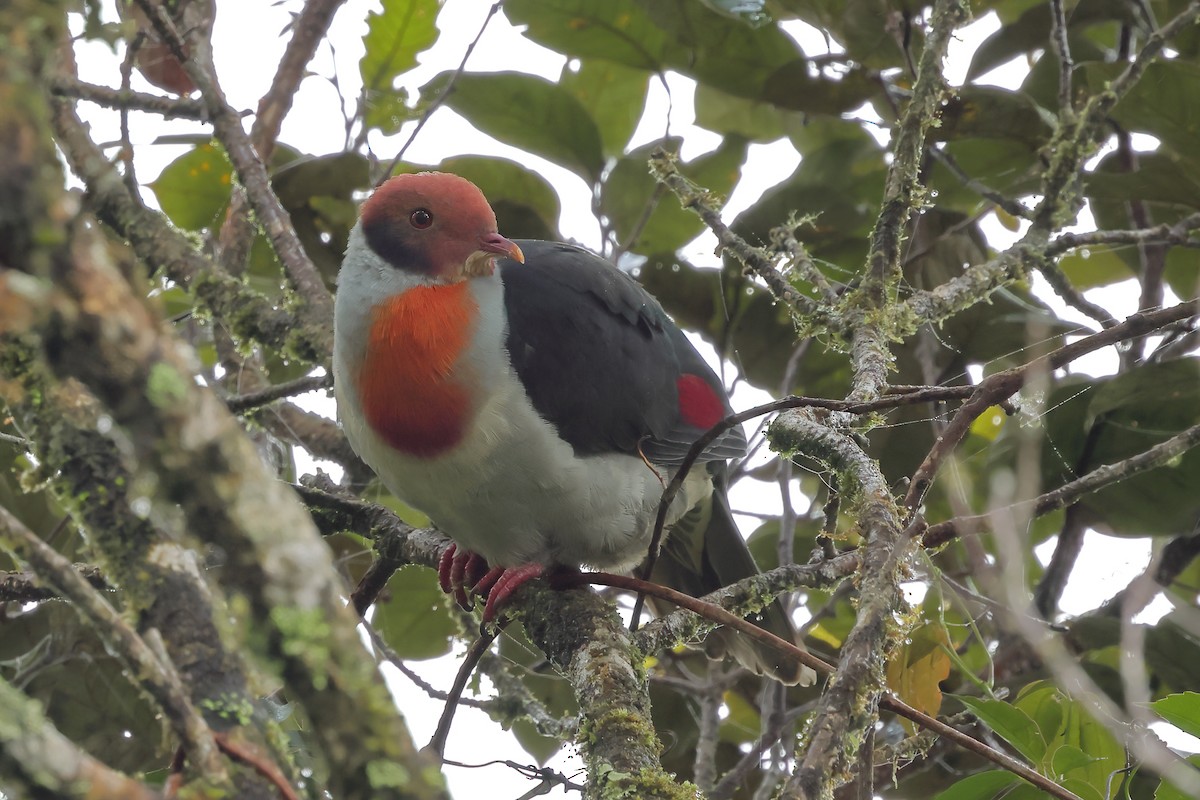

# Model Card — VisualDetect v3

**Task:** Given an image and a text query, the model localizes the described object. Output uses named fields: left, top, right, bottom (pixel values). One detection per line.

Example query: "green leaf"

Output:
left=372, top=566, right=456, bottom=660
left=1034, top=360, right=1200, bottom=537
left=602, top=137, right=746, bottom=255
left=506, top=0, right=871, bottom=114
left=1156, top=755, right=1200, bottom=800
left=933, top=770, right=1021, bottom=800
left=935, top=87, right=1055, bottom=148
left=149, top=141, right=233, bottom=230
left=434, top=156, right=562, bottom=240
left=956, top=696, right=1046, bottom=763
left=1098, top=60, right=1200, bottom=174
left=423, top=71, right=605, bottom=182
left=360, top=0, right=440, bottom=135
left=1059, top=245, right=1136, bottom=290
left=559, top=60, right=650, bottom=157
left=886, top=623, right=951, bottom=732
left=271, top=152, right=371, bottom=283
left=1051, top=744, right=1104, bottom=778
left=1013, top=683, right=1126, bottom=799
left=966, top=1, right=1133, bottom=82
left=1153, top=691, right=1200, bottom=737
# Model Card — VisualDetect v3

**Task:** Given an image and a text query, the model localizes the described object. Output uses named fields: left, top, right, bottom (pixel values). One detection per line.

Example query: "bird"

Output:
left=332, top=171, right=815, bottom=686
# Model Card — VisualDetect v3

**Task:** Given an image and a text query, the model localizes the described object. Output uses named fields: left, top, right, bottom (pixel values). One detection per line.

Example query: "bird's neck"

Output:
left=356, top=281, right=479, bottom=457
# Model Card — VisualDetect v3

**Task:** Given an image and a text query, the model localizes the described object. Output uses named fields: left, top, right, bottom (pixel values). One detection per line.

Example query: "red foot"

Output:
left=436, top=544, right=546, bottom=623
left=438, top=544, right=482, bottom=610
left=482, top=563, right=545, bottom=624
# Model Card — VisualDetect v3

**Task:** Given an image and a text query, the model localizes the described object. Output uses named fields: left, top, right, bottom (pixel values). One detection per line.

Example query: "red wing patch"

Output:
left=676, top=374, right=726, bottom=430
left=358, top=282, right=476, bottom=457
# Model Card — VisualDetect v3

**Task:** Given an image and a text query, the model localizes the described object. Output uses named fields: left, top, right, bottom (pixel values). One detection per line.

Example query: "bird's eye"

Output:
left=410, top=208, right=433, bottom=229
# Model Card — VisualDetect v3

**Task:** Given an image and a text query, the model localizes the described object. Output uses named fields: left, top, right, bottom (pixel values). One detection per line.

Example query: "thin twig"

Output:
left=0, top=510, right=226, bottom=779
left=213, top=733, right=299, bottom=800
left=565, top=571, right=1085, bottom=800
left=223, top=372, right=330, bottom=413
left=922, top=420, right=1200, bottom=547
left=48, top=75, right=210, bottom=119
left=427, top=624, right=505, bottom=760
left=927, top=146, right=1031, bottom=220
left=1046, top=212, right=1200, bottom=255
left=1049, top=0, right=1075, bottom=115
left=906, top=299, right=1200, bottom=513
left=133, top=0, right=335, bottom=345
left=378, top=2, right=503, bottom=183
left=650, top=149, right=822, bottom=321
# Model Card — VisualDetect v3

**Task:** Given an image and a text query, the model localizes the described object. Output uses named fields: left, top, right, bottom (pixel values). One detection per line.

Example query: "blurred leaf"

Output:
left=969, top=406, right=1008, bottom=441
left=935, top=87, right=1055, bottom=148
left=0, top=602, right=169, bottom=773
left=694, top=83, right=804, bottom=141
left=1035, top=360, right=1200, bottom=536
left=932, top=770, right=1020, bottom=800
left=149, top=141, right=232, bottom=230
left=559, top=60, right=650, bottom=157
left=966, top=1, right=1132, bottom=81
left=272, top=152, right=371, bottom=284
left=423, top=71, right=605, bottom=182
left=1164, top=247, right=1200, bottom=302
left=507, top=0, right=874, bottom=114
left=602, top=137, right=747, bottom=255
left=1093, top=59, right=1200, bottom=175
left=771, top=0, right=904, bottom=69
left=372, top=566, right=456, bottom=660
left=497, top=623, right=576, bottom=763
left=360, top=0, right=440, bottom=135
left=718, top=689, right=761, bottom=745
left=956, top=695, right=1046, bottom=763
left=510, top=718, right=561, bottom=766
left=1157, top=755, right=1200, bottom=800
left=886, top=622, right=951, bottom=732
left=1147, top=620, right=1200, bottom=693
left=1059, top=245, right=1136, bottom=290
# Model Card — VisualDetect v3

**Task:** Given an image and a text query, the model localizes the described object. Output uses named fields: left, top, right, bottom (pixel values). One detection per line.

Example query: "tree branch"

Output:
left=0, top=508, right=228, bottom=784
left=907, top=300, right=1200, bottom=513
left=0, top=676, right=164, bottom=800
left=132, top=0, right=335, bottom=348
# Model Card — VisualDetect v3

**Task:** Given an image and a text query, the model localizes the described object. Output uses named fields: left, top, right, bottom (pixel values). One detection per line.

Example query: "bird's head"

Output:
left=358, top=171, right=525, bottom=281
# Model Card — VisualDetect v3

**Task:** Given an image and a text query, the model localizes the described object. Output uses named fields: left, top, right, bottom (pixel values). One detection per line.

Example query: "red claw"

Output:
left=481, top=564, right=545, bottom=624
left=434, top=545, right=547, bottom=623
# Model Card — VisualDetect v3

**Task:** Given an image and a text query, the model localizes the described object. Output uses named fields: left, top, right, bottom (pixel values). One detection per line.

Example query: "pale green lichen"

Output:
left=366, top=759, right=410, bottom=788
left=200, top=693, right=255, bottom=727
left=269, top=606, right=332, bottom=689
left=146, top=361, right=189, bottom=408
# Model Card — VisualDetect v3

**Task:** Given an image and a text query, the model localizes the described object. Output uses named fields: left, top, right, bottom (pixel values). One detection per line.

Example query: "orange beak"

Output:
left=480, top=232, right=524, bottom=264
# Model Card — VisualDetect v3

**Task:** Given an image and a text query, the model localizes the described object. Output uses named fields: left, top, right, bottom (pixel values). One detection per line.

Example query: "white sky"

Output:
left=67, top=1, right=1196, bottom=794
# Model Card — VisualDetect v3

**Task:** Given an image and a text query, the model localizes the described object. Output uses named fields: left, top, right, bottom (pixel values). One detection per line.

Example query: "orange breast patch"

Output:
left=357, top=282, right=477, bottom=458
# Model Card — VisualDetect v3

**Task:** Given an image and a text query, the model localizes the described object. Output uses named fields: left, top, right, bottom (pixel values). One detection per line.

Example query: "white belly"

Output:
left=333, top=264, right=708, bottom=570
left=337, top=369, right=708, bottom=569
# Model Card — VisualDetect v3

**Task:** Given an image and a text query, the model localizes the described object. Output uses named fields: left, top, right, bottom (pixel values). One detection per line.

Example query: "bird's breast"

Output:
left=356, top=281, right=478, bottom=458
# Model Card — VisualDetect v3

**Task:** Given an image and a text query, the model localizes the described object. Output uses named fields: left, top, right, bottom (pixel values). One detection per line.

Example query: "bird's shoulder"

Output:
left=497, top=240, right=746, bottom=465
